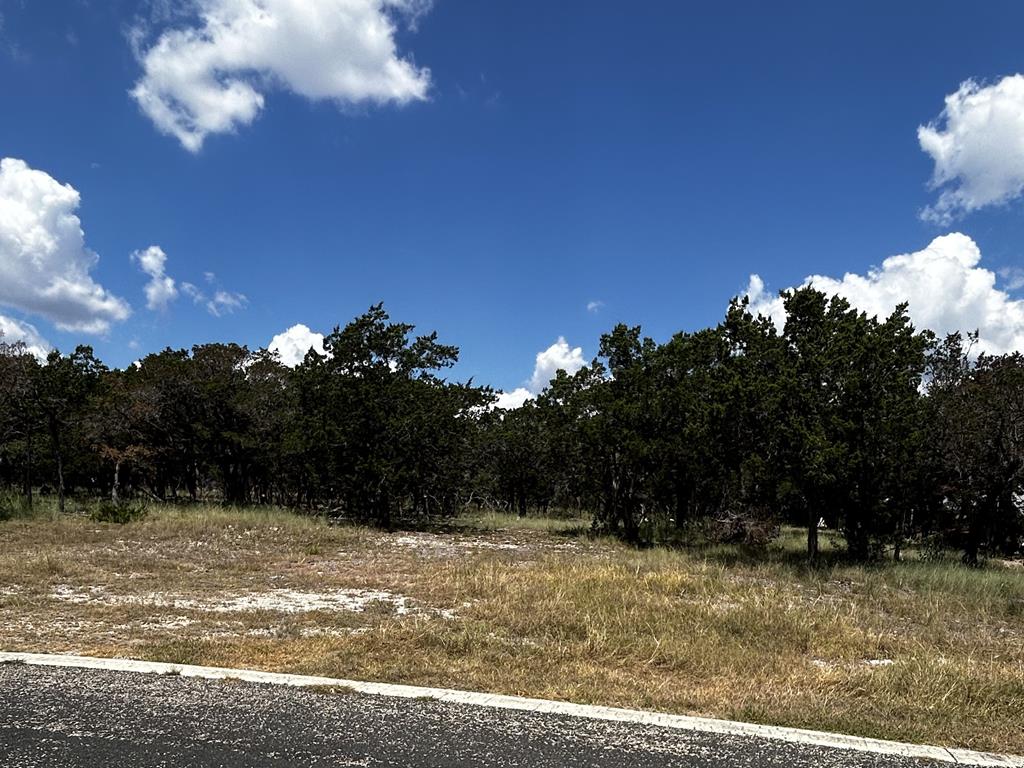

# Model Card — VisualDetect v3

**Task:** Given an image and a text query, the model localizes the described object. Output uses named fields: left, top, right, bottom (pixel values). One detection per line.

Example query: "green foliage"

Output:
left=474, top=291, right=1021, bottom=563
left=90, top=500, right=149, bottom=525
left=288, top=303, right=489, bottom=525
left=924, top=335, right=1024, bottom=564
left=1, top=297, right=1022, bottom=565
left=0, top=491, right=32, bottom=521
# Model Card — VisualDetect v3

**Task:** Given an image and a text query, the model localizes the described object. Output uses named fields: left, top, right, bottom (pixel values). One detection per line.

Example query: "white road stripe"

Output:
left=1, top=651, right=1020, bottom=766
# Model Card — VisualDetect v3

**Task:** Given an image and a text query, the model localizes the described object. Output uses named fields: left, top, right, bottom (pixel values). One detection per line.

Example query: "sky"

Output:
left=2, top=1, right=1024, bottom=405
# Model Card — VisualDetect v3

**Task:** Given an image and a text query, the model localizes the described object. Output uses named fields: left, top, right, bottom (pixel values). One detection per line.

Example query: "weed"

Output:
left=0, top=492, right=32, bottom=522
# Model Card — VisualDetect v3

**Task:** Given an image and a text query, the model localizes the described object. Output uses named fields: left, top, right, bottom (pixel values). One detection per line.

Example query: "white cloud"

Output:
left=586, top=300, right=604, bottom=313
left=131, top=245, right=178, bottom=311
left=743, top=274, right=787, bottom=329
left=745, top=233, right=1024, bottom=355
left=494, top=387, right=532, bottom=410
left=999, top=266, right=1024, bottom=292
left=0, top=314, right=50, bottom=360
left=181, top=280, right=247, bottom=316
left=268, top=323, right=325, bottom=366
left=207, top=289, right=247, bottom=316
left=0, top=158, right=131, bottom=334
left=494, top=337, right=588, bottom=409
left=131, top=0, right=432, bottom=152
left=919, top=75, right=1024, bottom=223
left=528, top=337, right=586, bottom=392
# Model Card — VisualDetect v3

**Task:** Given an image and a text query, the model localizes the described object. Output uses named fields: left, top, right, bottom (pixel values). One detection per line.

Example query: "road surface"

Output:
left=0, top=662, right=947, bottom=767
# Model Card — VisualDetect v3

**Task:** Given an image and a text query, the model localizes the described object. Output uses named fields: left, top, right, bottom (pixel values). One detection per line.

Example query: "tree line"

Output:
left=1, top=292, right=1021, bottom=564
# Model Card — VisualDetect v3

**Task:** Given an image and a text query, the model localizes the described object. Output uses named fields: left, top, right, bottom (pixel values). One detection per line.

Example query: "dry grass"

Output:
left=1, top=504, right=1022, bottom=754
left=456, top=509, right=590, bottom=533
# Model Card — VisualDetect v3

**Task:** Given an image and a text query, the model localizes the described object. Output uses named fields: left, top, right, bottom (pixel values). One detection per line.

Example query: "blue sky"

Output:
left=2, top=1, right=1024, bottom=397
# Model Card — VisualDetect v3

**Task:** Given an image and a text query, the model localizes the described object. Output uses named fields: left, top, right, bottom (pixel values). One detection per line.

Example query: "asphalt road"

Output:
left=0, top=663, right=946, bottom=768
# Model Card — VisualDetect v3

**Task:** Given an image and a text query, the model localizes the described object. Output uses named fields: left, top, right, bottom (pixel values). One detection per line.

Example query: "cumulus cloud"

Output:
left=919, top=75, right=1024, bottom=223
left=131, top=245, right=178, bottom=311
left=586, top=300, right=604, bottom=313
left=0, top=158, right=131, bottom=334
left=131, top=0, right=432, bottom=151
left=494, top=337, right=588, bottom=409
left=0, top=314, right=50, bottom=360
left=268, top=323, right=325, bottom=366
left=745, top=233, right=1024, bottom=355
left=494, top=387, right=533, bottom=410
left=528, top=337, right=587, bottom=392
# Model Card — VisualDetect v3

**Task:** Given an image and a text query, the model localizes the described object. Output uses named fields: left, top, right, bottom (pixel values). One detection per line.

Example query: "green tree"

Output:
left=36, top=346, right=106, bottom=513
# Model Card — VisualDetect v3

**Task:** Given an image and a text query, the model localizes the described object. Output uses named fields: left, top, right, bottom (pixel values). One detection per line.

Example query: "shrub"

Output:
left=90, top=500, right=148, bottom=525
left=0, top=492, right=31, bottom=522
left=679, top=511, right=780, bottom=548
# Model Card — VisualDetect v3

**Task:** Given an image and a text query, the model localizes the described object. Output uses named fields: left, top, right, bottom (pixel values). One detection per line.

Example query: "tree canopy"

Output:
left=1, top=294, right=1021, bottom=564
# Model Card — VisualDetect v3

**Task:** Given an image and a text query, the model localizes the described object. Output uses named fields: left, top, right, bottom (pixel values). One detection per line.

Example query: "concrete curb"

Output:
left=2, top=652, right=1021, bottom=766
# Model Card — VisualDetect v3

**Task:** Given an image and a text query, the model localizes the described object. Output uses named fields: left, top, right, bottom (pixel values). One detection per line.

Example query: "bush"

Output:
left=920, top=531, right=955, bottom=562
left=90, top=500, right=148, bottom=525
left=0, top=492, right=31, bottom=522
left=679, top=511, right=780, bottom=548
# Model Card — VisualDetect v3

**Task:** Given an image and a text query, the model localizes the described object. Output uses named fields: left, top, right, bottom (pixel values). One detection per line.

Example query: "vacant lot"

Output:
left=1, top=506, right=1022, bottom=754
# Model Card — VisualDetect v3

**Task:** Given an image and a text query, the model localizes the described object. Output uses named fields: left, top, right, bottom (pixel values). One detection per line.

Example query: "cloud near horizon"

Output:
left=0, top=157, right=131, bottom=335
left=268, top=323, right=326, bottom=366
left=745, top=233, right=1024, bottom=355
left=0, top=314, right=50, bottom=360
left=131, top=0, right=432, bottom=151
left=494, top=337, right=587, bottom=409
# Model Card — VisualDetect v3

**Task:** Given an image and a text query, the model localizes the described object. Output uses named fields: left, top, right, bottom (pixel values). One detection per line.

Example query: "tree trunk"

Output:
left=807, top=503, right=819, bottom=563
left=49, top=418, right=65, bottom=515
left=23, top=431, right=33, bottom=510
left=894, top=508, right=911, bottom=563
left=963, top=493, right=994, bottom=567
left=963, top=529, right=980, bottom=567
left=56, top=453, right=65, bottom=514
left=112, top=459, right=121, bottom=504
left=187, top=462, right=199, bottom=502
